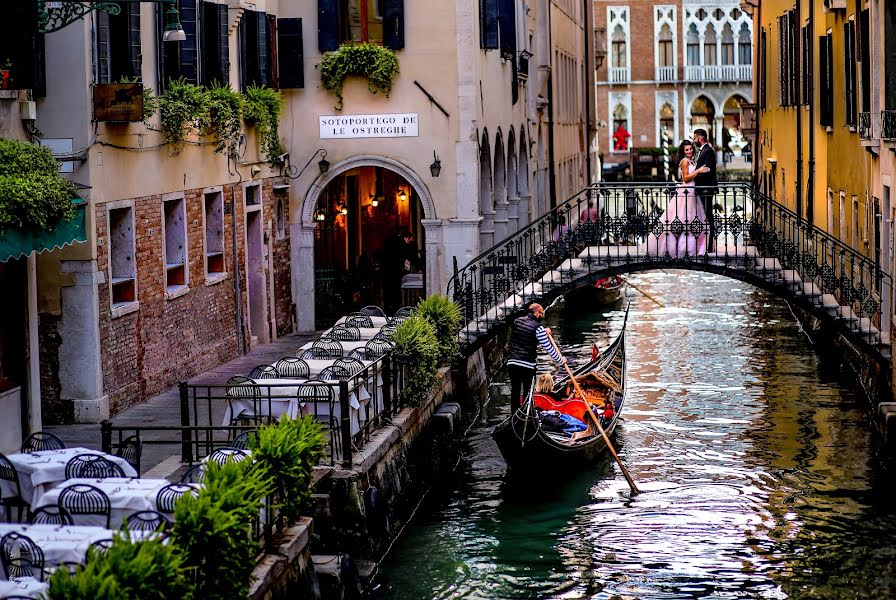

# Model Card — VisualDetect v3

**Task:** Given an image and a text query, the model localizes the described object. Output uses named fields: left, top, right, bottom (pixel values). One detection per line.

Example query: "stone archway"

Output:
left=294, top=156, right=441, bottom=332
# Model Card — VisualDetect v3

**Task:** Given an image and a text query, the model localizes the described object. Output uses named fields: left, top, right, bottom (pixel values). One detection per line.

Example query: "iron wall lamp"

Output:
left=284, top=148, right=329, bottom=179
left=430, top=151, right=442, bottom=178
left=38, top=0, right=177, bottom=35
left=398, top=189, right=407, bottom=201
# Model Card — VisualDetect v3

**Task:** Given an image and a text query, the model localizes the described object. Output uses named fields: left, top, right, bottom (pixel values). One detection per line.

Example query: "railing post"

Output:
left=339, top=380, right=352, bottom=468
left=100, top=420, right=112, bottom=454
left=382, top=355, right=392, bottom=420
left=179, top=382, right=193, bottom=464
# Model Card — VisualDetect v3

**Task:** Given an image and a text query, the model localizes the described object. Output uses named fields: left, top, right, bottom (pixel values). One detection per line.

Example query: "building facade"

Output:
left=595, top=0, right=753, bottom=176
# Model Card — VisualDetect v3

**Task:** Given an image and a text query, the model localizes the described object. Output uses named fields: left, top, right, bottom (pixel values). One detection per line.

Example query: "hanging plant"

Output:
left=243, top=84, right=285, bottom=165
left=0, top=139, right=77, bottom=232
left=207, top=83, right=244, bottom=155
left=317, top=42, right=400, bottom=111
left=159, top=78, right=210, bottom=152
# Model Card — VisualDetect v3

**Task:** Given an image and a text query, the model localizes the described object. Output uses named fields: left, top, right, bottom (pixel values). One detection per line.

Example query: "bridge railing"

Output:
left=449, top=182, right=891, bottom=348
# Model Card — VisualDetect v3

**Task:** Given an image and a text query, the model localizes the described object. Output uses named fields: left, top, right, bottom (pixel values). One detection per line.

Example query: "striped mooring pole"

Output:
left=662, top=129, right=670, bottom=181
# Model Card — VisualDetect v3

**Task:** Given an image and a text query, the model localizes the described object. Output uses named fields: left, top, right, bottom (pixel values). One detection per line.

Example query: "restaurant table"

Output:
left=334, top=315, right=389, bottom=328
left=0, top=576, right=49, bottom=598
left=319, top=325, right=384, bottom=342
left=1, top=447, right=137, bottom=507
left=0, top=523, right=118, bottom=567
left=33, top=478, right=190, bottom=528
left=298, top=339, right=373, bottom=356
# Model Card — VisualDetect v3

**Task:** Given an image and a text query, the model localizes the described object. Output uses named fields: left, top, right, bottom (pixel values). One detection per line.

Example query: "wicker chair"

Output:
left=29, top=505, right=73, bottom=526
left=319, top=365, right=351, bottom=381
left=335, top=357, right=365, bottom=377
left=21, top=431, right=65, bottom=453
left=249, top=364, right=279, bottom=379
left=179, top=464, right=205, bottom=485
left=360, top=305, right=386, bottom=318
left=231, top=430, right=257, bottom=451
left=0, top=532, right=44, bottom=580
left=156, top=484, right=199, bottom=513
left=325, top=325, right=361, bottom=342
left=307, top=339, right=344, bottom=359
left=64, top=454, right=126, bottom=480
left=226, top=376, right=259, bottom=426
left=364, top=338, right=394, bottom=360
left=394, top=306, right=415, bottom=318
left=275, top=357, right=310, bottom=378
left=296, top=381, right=336, bottom=419
left=58, top=484, right=111, bottom=528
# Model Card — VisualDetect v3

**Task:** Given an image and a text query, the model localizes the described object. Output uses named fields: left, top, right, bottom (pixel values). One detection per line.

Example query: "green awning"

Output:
left=0, top=201, right=87, bottom=263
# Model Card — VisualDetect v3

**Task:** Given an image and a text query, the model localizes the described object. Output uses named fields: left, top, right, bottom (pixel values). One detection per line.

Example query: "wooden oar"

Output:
left=547, top=332, right=639, bottom=495
left=619, top=275, right=665, bottom=308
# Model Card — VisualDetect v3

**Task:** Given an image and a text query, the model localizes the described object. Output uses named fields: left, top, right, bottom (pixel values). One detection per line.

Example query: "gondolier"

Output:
left=506, top=303, right=565, bottom=413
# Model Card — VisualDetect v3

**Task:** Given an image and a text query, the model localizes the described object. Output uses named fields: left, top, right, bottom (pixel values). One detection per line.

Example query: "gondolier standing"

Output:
left=506, top=303, right=566, bottom=413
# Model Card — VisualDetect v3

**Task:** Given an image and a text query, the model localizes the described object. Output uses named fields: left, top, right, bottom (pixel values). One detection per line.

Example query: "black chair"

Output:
left=0, top=532, right=44, bottom=580
left=346, top=313, right=374, bottom=328
left=179, top=464, right=205, bottom=485
left=30, top=505, right=74, bottom=526
left=297, top=381, right=336, bottom=418
left=348, top=348, right=367, bottom=361
left=125, top=510, right=170, bottom=532
left=301, top=339, right=344, bottom=359
left=115, top=435, right=142, bottom=477
left=394, top=306, right=415, bottom=318
left=325, top=325, right=361, bottom=342
left=88, top=538, right=114, bottom=556
left=249, top=364, right=279, bottom=379
left=206, top=447, right=250, bottom=466
left=156, top=483, right=199, bottom=513
left=275, top=357, right=310, bottom=378
left=226, top=375, right=259, bottom=426
left=58, top=484, right=111, bottom=528
left=364, top=339, right=393, bottom=360
left=378, top=324, right=398, bottom=340
left=0, top=453, right=27, bottom=522
left=360, top=305, right=386, bottom=318
left=335, top=357, right=365, bottom=377
left=64, top=454, right=126, bottom=479
left=320, top=365, right=351, bottom=381
left=21, top=431, right=65, bottom=453
left=231, top=430, right=257, bottom=451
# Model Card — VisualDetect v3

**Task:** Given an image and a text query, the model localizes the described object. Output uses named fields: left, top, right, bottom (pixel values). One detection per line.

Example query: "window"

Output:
left=738, top=24, right=751, bottom=65
left=245, top=184, right=261, bottom=206
left=204, top=192, right=225, bottom=277
left=238, top=10, right=274, bottom=89
left=820, top=33, right=834, bottom=127
left=658, top=25, right=673, bottom=67
left=318, top=0, right=404, bottom=50
left=611, top=26, right=627, bottom=68
left=802, top=24, right=810, bottom=105
left=659, top=102, right=674, bottom=142
left=612, top=103, right=630, bottom=152
left=0, top=3, right=45, bottom=95
left=704, top=24, right=717, bottom=66
left=278, top=19, right=305, bottom=89
left=96, top=4, right=141, bottom=83
left=844, top=20, right=857, bottom=128
left=852, top=196, right=860, bottom=245
left=159, top=0, right=200, bottom=85
left=108, top=206, right=136, bottom=306
left=759, top=28, right=767, bottom=109
left=686, top=24, right=699, bottom=65
left=777, top=11, right=800, bottom=107
left=200, top=1, right=230, bottom=85
left=721, top=24, right=734, bottom=65
left=163, top=198, right=188, bottom=291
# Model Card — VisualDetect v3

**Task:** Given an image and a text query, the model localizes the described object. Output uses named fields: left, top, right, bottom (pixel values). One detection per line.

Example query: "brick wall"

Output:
left=96, top=177, right=293, bottom=416
left=37, top=313, right=69, bottom=424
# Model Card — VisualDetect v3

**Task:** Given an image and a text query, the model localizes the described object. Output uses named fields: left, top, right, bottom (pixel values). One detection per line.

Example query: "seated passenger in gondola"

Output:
left=534, top=374, right=563, bottom=402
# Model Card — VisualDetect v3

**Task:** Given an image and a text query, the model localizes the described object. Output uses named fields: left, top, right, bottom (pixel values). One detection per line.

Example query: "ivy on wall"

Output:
left=318, top=42, right=400, bottom=111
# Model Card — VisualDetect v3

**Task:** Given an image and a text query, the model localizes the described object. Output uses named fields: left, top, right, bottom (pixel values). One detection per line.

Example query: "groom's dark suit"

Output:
left=694, top=142, right=718, bottom=251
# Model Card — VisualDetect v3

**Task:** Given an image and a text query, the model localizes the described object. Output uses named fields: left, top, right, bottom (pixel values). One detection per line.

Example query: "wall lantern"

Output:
left=314, top=209, right=326, bottom=222
left=338, top=203, right=348, bottom=216
left=369, top=194, right=379, bottom=208
left=318, top=154, right=331, bottom=174
left=37, top=0, right=178, bottom=35
left=429, top=151, right=442, bottom=178
left=162, top=6, right=186, bottom=42
left=397, top=189, right=407, bottom=202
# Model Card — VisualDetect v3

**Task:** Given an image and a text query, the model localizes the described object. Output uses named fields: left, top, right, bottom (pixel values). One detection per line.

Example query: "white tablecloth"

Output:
left=34, top=478, right=184, bottom=528
left=0, top=576, right=49, bottom=598
left=334, top=315, right=389, bottom=328
left=319, top=326, right=383, bottom=342
left=1, top=448, right=138, bottom=507
left=0, top=523, right=114, bottom=567
left=299, top=339, right=372, bottom=355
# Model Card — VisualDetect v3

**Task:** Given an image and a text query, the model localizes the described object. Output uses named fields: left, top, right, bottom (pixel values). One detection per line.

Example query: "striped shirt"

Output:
left=507, top=325, right=563, bottom=369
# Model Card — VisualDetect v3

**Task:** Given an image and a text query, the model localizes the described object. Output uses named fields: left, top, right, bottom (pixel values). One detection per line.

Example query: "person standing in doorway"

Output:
left=692, top=128, right=718, bottom=251
left=506, top=303, right=566, bottom=414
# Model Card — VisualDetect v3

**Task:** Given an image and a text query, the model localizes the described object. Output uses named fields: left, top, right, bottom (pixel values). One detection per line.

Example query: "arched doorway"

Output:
left=723, top=94, right=748, bottom=157
left=305, top=162, right=431, bottom=328
left=479, top=130, right=494, bottom=251
left=493, top=129, right=507, bottom=241
left=690, top=95, right=716, bottom=142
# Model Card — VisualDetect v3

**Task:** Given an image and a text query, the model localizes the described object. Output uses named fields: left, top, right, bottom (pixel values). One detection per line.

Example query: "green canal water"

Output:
left=378, top=271, right=896, bottom=599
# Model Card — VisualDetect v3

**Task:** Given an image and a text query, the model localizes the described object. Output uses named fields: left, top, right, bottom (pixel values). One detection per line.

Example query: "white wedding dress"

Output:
left=648, top=162, right=707, bottom=258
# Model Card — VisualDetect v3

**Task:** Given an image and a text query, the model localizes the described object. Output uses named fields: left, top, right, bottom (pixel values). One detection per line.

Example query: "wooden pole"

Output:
left=547, top=332, right=639, bottom=494
left=618, top=275, right=665, bottom=308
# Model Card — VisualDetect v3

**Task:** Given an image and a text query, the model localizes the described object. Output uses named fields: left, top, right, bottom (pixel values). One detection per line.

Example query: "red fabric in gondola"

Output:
left=533, top=393, right=589, bottom=422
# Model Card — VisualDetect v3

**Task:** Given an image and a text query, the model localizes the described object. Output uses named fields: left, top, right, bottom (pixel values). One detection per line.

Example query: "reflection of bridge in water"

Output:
left=449, top=183, right=891, bottom=359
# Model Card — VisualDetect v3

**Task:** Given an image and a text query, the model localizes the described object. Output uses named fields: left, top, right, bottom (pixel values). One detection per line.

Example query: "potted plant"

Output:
left=1, top=59, right=11, bottom=90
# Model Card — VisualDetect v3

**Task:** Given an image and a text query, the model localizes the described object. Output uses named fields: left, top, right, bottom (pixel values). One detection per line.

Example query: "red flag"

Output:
left=591, top=343, right=599, bottom=362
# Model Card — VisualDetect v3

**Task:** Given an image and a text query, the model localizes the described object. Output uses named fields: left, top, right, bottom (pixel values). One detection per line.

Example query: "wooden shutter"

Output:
left=240, top=10, right=260, bottom=88
left=819, top=34, right=833, bottom=127
left=498, top=0, right=515, bottom=56
left=481, top=0, right=499, bottom=49
left=201, top=2, right=230, bottom=85
left=126, top=3, right=141, bottom=79
left=97, top=11, right=112, bottom=83
left=179, top=0, right=199, bottom=84
left=278, top=18, right=304, bottom=88
left=860, top=9, right=870, bottom=112
left=318, top=0, right=339, bottom=52
left=383, top=0, right=405, bottom=50
left=257, top=12, right=269, bottom=86
left=845, top=22, right=856, bottom=127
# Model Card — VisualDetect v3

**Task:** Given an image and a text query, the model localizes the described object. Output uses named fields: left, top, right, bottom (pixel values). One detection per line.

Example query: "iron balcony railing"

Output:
left=858, top=112, right=873, bottom=139
left=882, top=110, right=896, bottom=141
left=448, top=182, right=891, bottom=349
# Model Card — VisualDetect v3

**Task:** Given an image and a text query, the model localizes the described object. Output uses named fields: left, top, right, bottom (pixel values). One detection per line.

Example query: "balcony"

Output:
left=685, top=64, right=752, bottom=83
left=858, top=112, right=872, bottom=139
left=882, top=110, right=896, bottom=141
left=655, top=66, right=675, bottom=82
left=610, top=67, right=630, bottom=83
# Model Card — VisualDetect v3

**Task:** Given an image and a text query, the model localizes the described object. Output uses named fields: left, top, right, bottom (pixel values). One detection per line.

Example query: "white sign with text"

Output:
left=319, top=113, right=419, bottom=139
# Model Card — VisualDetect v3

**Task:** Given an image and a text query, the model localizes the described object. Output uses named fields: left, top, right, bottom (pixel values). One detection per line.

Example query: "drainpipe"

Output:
left=753, top=1, right=763, bottom=190
left=583, top=0, right=593, bottom=186
left=807, top=0, right=815, bottom=226
left=548, top=65, right=557, bottom=208
left=796, top=1, right=804, bottom=220
left=231, top=183, right=245, bottom=356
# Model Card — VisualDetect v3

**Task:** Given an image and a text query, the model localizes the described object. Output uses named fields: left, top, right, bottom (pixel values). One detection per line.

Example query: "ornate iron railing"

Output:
left=858, top=112, right=873, bottom=139
left=882, top=110, right=896, bottom=141
left=449, top=182, right=891, bottom=349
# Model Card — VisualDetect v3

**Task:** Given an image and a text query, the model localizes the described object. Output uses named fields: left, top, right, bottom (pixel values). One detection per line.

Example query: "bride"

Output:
left=648, top=140, right=710, bottom=258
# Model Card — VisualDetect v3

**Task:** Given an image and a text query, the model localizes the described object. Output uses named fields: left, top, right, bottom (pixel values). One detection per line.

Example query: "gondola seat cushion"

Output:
left=533, top=393, right=590, bottom=422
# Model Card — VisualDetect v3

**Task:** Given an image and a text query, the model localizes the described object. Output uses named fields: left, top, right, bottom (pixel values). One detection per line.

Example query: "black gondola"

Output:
left=564, top=275, right=626, bottom=310
left=492, top=312, right=629, bottom=469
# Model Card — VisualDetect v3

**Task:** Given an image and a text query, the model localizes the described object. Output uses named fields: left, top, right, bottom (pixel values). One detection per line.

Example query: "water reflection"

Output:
left=380, top=271, right=896, bottom=599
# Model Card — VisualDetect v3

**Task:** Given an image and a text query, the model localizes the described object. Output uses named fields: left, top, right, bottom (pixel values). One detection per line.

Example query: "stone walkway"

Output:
left=46, top=332, right=319, bottom=477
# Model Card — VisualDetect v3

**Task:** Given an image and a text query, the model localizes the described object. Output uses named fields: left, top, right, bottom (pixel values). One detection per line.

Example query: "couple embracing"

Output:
left=649, top=128, right=718, bottom=258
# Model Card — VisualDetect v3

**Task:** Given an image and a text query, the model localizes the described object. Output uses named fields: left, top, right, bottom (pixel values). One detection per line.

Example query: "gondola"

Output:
left=564, top=275, right=626, bottom=310
left=492, top=311, right=628, bottom=469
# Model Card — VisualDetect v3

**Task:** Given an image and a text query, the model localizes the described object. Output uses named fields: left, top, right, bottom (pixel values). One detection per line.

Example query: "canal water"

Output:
left=378, top=271, right=896, bottom=599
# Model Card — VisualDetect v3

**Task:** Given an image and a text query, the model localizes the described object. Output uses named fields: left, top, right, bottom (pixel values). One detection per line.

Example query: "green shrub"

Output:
left=171, top=459, right=272, bottom=600
left=159, top=78, right=210, bottom=150
left=392, top=314, right=439, bottom=406
left=0, top=139, right=76, bottom=232
left=415, top=295, right=462, bottom=365
left=243, top=85, right=284, bottom=164
left=318, top=42, right=399, bottom=111
left=47, top=532, right=192, bottom=600
left=251, top=415, right=326, bottom=519
left=207, top=83, right=244, bottom=155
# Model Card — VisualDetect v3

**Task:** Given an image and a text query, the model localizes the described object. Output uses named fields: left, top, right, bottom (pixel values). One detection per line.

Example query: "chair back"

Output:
left=360, top=305, right=386, bottom=318
left=115, top=435, right=142, bottom=477
left=226, top=375, right=258, bottom=398
left=346, top=313, right=374, bottom=328
left=310, top=338, right=344, bottom=358
left=0, top=453, right=22, bottom=498
left=365, top=339, right=394, bottom=359
left=348, top=348, right=367, bottom=361
left=393, top=306, right=415, bottom=318
left=126, top=510, right=170, bottom=532
left=0, top=532, right=44, bottom=580
left=378, top=324, right=398, bottom=340
left=319, top=365, right=351, bottom=381
left=156, top=483, right=199, bottom=513
left=207, top=447, right=250, bottom=466
left=30, top=505, right=73, bottom=526
left=297, top=381, right=335, bottom=407
left=88, top=539, right=114, bottom=556
left=275, top=357, right=310, bottom=378
left=325, top=325, right=361, bottom=342
left=180, top=464, right=206, bottom=484
left=335, top=357, right=365, bottom=377
left=58, top=484, right=111, bottom=528
left=21, top=432, right=65, bottom=453
left=249, top=364, right=279, bottom=379
left=231, top=430, right=257, bottom=451
left=65, top=454, right=126, bottom=479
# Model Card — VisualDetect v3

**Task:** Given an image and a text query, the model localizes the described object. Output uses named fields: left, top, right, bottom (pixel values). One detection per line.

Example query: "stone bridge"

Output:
left=448, top=183, right=892, bottom=360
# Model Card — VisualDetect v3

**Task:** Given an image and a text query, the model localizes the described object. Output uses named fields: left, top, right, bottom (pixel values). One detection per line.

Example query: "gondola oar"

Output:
left=618, top=275, right=665, bottom=308
left=547, top=332, right=640, bottom=495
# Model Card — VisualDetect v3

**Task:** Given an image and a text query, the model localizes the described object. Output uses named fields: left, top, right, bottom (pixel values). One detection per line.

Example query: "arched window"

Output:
left=738, top=23, right=752, bottom=65
left=703, top=24, right=717, bottom=66
left=611, top=25, right=627, bottom=68
left=479, top=131, right=493, bottom=214
left=659, top=103, right=675, bottom=140
left=721, top=24, right=734, bottom=65
left=612, top=104, right=630, bottom=152
left=686, top=24, right=700, bottom=66
left=658, top=24, right=673, bottom=67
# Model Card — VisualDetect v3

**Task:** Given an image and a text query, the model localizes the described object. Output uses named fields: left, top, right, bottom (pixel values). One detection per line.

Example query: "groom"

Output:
left=693, top=129, right=718, bottom=251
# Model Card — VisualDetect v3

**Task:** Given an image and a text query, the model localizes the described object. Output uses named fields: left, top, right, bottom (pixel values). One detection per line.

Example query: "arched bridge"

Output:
left=448, top=182, right=892, bottom=359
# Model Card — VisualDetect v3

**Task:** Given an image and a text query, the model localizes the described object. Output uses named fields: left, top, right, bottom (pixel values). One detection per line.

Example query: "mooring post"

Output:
left=179, top=382, right=193, bottom=463
left=100, top=420, right=112, bottom=454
